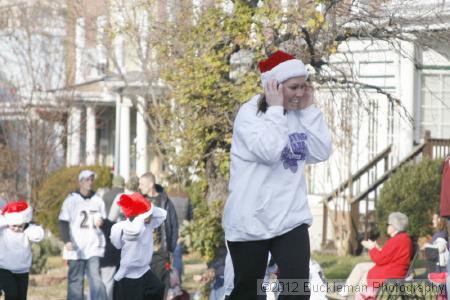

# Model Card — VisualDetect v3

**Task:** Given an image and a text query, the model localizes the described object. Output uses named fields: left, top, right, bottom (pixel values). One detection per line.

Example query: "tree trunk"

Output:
left=205, top=152, right=228, bottom=204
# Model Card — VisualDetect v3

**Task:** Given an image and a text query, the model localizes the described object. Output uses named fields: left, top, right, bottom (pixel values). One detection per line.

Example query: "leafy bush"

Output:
left=30, top=235, right=63, bottom=274
left=185, top=179, right=208, bottom=209
left=42, top=234, right=63, bottom=256
left=181, top=199, right=225, bottom=262
left=376, top=158, right=443, bottom=238
left=33, top=165, right=112, bottom=237
left=31, top=242, right=48, bottom=274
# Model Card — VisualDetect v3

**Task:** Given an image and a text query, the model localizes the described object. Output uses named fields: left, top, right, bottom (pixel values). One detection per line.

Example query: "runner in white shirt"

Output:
left=110, top=192, right=167, bottom=300
left=0, top=200, right=44, bottom=300
left=58, top=170, right=107, bottom=300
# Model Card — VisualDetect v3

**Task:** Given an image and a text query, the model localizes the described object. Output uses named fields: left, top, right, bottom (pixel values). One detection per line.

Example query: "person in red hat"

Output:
left=0, top=200, right=45, bottom=300
left=110, top=192, right=168, bottom=300
left=222, top=50, right=332, bottom=300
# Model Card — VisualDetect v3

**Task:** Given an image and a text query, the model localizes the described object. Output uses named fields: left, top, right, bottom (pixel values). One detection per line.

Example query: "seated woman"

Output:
left=338, top=212, right=413, bottom=298
left=423, top=212, right=448, bottom=274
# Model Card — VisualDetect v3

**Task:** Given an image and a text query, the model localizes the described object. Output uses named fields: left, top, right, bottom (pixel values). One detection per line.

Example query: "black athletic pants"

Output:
left=113, top=269, right=164, bottom=300
left=0, top=268, right=29, bottom=300
left=227, top=224, right=310, bottom=300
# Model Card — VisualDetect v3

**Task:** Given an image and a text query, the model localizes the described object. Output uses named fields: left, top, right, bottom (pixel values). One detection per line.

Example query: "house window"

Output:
left=420, top=73, right=450, bottom=138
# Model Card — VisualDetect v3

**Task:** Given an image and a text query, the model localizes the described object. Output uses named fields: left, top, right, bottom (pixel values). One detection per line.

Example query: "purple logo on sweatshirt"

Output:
left=281, top=133, right=307, bottom=173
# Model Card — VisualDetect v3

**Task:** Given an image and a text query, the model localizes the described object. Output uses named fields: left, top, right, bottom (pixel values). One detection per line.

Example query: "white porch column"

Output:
left=54, top=121, right=65, bottom=166
left=136, top=96, right=148, bottom=176
left=86, top=106, right=96, bottom=165
left=66, top=106, right=82, bottom=166
left=114, top=94, right=121, bottom=175
left=119, top=97, right=132, bottom=180
left=397, top=41, right=417, bottom=159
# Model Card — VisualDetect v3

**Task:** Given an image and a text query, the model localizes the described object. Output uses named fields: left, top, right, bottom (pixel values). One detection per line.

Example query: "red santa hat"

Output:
left=258, top=50, right=309, bottom=86
left=117, top=193, right=153, bottom=219
left=1, top=200, right=33, bottom=225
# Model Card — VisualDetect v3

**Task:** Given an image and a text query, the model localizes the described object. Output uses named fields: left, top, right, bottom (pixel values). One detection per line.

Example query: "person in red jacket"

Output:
left=438, top=154, right=450, bottom=298
left=337, top=212, right=412, bottom=298
left=439, top=155, right=450, bottom=217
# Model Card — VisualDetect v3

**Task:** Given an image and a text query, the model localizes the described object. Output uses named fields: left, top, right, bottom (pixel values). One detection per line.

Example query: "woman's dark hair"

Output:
left=257, top=94, right=268, bottom=114
left=257, top=94, right=287, bottom=115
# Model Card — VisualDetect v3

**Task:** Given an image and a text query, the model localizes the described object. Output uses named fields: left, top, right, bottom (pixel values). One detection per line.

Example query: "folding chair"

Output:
left=425, top=247, right=447, bottom=274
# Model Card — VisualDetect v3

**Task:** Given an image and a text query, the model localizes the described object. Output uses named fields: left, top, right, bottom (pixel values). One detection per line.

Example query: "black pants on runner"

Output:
left=0, top=268, right=29, bottom=300
left=113, top=269, right=164, bottom=300
left=150, top=250, right=170, bottom=298
left=227, top=224, right=310, bottom=300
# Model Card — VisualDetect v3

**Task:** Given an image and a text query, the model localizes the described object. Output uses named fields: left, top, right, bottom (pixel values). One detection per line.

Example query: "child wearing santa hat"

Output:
left=0, top=200, right=45, bottom=300
left=110, top=192, right=167, bottom=300
left=223, top=50, right=332, bottom=299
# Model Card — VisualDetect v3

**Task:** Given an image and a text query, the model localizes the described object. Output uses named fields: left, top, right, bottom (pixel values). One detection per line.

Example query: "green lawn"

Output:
left=312, top=251, right=372, bottom=279
left=13, top=251, right=428, bottom=300
left=312, top=251, right=428, bottom=280
left=22, top=254, right=208, bottom=300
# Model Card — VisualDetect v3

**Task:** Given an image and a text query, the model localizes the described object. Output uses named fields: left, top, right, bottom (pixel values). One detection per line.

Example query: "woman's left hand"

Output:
left=299, top=82, right=314, bottom=109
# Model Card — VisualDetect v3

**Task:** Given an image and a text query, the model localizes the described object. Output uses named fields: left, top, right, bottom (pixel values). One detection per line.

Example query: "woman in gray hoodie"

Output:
left=223, top=50, right=332, bottom=300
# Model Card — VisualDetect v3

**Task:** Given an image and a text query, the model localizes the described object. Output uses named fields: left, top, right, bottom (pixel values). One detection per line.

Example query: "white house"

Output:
left=307, top=0, right=450, bottom=251
left=0, top=0, right=67, bottom=197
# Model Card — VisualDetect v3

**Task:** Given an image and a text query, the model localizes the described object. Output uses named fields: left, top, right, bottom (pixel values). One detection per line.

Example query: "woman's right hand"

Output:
left=264, top=79, right=284, bottom=107
left=361, top=239, right=376, bottom=250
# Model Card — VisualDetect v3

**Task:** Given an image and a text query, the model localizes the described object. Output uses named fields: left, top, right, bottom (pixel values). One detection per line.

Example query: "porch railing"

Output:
left=322, top=130, right=450, bottom=254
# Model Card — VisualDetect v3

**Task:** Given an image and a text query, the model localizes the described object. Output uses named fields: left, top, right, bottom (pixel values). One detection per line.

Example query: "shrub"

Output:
left=376, top=158, right=443, bottom=238
left=30, top=235, right=63, bottom=274
left=41, top=233, right=63, bottom=256
left=31, top=242, right=48, bottom=274
left=185, top=179, right=208, bottom=208
left=33, top=165, right=112, bottom=237
left=181, top=198, right=225, bottom=262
